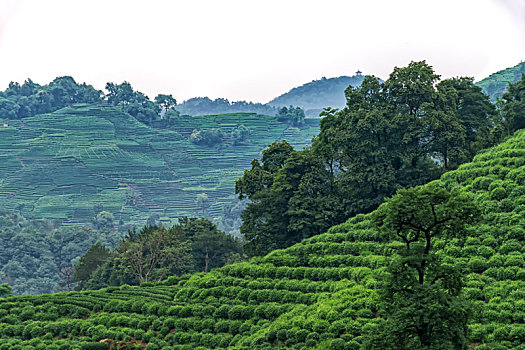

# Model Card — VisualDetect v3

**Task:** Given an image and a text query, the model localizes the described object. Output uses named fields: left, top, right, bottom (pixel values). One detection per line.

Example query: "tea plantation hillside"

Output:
left=0, top=104, right=319, bottom=231
left=476, top=61, right=525, bottom=101
left=2, top=130, right=525, bottom=348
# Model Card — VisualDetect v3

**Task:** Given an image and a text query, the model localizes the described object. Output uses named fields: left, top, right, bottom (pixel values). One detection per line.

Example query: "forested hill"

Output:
left=175, top=75, right=366, bottom=117
left=267, top=74, right=366, bottom=117
left=476, top=61, right=525, bottom=101
left=2, top=121, right=525, bottom=349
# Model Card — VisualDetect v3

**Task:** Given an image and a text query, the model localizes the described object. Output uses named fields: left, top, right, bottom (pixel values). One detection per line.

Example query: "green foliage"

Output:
left=190, top=128, right=225, bottom=146
left=0, top=77, right=102, bottom=120
left=76, top=219, right=241, bottom=289
left=2, top=65, right=525, bottom=349
left=231, top=124, right=250, bottom=145
left=276, top=106, right=305, bottom=126
left=476, top=61, right=525, bottom=101
left=0, top=103, right=318, bottom=293
left=238, top=61, right=496, bottom=257
left=175, top=96, right=277, bottom=116
left=0, top=210, right=107, bottom=295
left=73, top=244, right=111, bottom=290
left=364, top=184, right=479, bottom=349
left=0, top=283, right=12, bottom=298
left=500, top=74, right=525, bottom=135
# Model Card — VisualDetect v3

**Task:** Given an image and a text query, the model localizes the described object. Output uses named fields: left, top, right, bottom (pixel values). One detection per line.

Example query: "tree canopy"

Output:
left=236, top=61, right=497, bottom=256
left=365, top=183, right=480, bottom=349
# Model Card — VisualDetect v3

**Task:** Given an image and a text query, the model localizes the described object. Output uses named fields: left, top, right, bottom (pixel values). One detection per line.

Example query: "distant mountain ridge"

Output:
left=267, top=74, right=366, bottom=116
left=176, top=74, right=366, bottom=117
left=174, top=61, right=525, bottom=118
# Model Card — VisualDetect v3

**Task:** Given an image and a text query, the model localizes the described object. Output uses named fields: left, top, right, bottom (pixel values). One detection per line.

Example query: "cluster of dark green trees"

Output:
left=276, top=106, right=305, bottom=126
left=190, top=124, right=251, bottom=147
left=0, top=77, right=178, bottom=126
left=0, top=77, right=101, bottom=119
left=73, top=218, right=242, bottom=291
left=237, top=61, right=524, bottom=256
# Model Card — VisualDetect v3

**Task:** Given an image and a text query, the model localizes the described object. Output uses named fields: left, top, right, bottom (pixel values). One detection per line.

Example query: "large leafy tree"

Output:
left=180, top=218, right=242, bottom=273
left=154, top=93, right=177, bottom=113
left=118, top=225, right=191, bottom=283
left=365, top=183, right=480, bottom=349
left=236, top=142, right=297, bottom=256
left=237, top=61, right=497, bottom=257
left=72, top=243, right=111, bottom=290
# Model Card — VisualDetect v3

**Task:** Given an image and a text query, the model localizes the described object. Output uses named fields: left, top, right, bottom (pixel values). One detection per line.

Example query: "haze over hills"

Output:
left=175, top=59, right=525, bottom=119
left=267, top=74, right=366, bottom=117
left=175, top=74, right=366, bottom=118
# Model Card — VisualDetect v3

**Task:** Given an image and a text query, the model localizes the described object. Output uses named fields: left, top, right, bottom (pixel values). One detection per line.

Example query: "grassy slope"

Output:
left=476, top=61, right=525, bottom=101
left=0, top=104, right=319, bottom=229
left=2, top=131, right=525, bottom=348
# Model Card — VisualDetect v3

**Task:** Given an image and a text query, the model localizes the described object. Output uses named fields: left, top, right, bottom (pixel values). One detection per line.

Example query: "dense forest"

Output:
left=1, top=60, right=525, bottom=349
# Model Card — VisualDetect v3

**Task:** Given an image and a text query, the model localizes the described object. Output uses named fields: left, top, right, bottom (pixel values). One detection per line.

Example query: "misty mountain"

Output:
left=267, top=74, right=366, bottom=117
left=176, top=74, right=367, bottom=117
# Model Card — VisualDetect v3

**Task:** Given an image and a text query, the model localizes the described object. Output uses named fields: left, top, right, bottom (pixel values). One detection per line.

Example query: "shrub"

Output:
left=468, top=257, right=488, bottom=273
left=490, top=187, right=507, bottom=200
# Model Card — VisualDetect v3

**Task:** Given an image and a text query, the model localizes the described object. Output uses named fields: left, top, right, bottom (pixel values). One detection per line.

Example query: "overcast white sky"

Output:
left=0, top=0, right=524, bottom=103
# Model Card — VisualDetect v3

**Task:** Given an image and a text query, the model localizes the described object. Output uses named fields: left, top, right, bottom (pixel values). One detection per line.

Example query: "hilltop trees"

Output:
left=0, top=77, right=102, bottom=119
left=237, top=61, right=497, bottom=256
left=105, top=81, right=159, bottom=124
left=364, top=183, right=480, bottom=349
left=154, top=93, right=177, bottom=113
left=276, top=105, right=305, bottom=126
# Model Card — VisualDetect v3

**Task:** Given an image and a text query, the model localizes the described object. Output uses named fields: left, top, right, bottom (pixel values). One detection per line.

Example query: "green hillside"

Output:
left=2, top=127, right=525, bottom=348
left=268, top=75, right=365, bottom=117
left=0, top=104, right=319, bottom=232
left=476, top=61, right=525, bottom=101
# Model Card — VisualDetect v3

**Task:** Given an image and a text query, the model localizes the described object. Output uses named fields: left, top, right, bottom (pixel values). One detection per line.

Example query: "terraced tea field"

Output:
left=2, top=129, right=525, bottom=349
left=0, top=104, right=320, bottom=229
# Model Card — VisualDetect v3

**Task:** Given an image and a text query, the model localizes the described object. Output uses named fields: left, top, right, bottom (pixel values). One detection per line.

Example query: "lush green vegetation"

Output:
left=0, top=104, right=318, bottom=294
left=1, top=61, right=525, bottom=348
left=74, top=218, right=242, bottom=291
left=268, top=75, right=366, bottom=117
left=476, top=61, right=525, bottom=101
left=2, top=126, right=525, bottom=348
left=0, top=104, right=319, bottom=231
left=0, top=210, right=118, bottom=295
left=236, top=61, right=498, bottom=257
